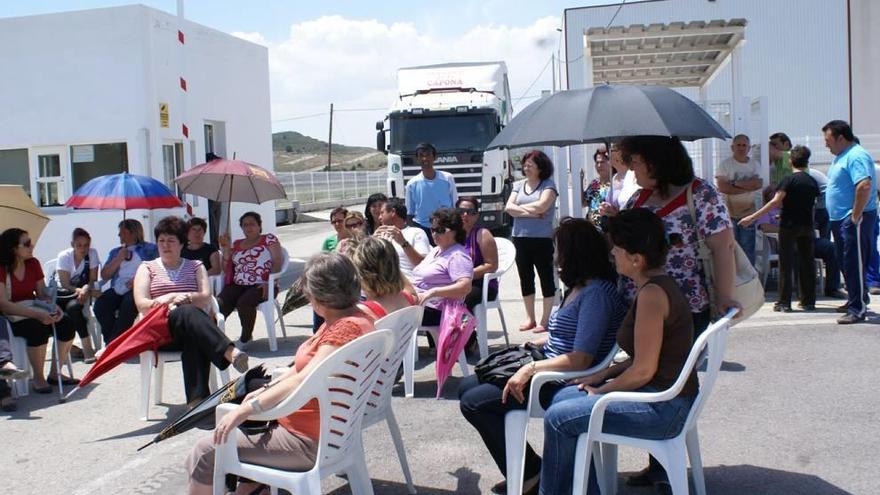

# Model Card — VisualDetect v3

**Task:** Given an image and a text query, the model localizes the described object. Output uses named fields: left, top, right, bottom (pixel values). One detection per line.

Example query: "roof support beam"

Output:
left=586, top=25, right=744, bottom=42
left=590, top=43, right=734, bottom=58
left=593, top=59, right=714, bottom=72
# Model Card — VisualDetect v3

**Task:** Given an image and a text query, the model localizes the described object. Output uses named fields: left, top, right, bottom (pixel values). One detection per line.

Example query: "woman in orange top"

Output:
left=185, top=252, right=374, bottom=495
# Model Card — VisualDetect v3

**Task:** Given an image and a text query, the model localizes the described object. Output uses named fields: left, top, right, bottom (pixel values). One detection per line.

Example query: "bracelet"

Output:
left=529, top=361, right=537, bottom=377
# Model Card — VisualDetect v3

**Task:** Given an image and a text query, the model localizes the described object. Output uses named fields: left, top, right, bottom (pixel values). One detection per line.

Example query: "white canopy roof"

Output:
left=585, top=19, right=747, bottom=88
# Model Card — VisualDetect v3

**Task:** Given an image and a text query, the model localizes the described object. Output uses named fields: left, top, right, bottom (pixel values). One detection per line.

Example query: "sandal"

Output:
left=33, top=383, right=52, bottom=394
left=518, top=321, right=537, bottom=332
left=0, top=367, right=29, bottom=380
left=47, top=375, right=81, bottom=386
left=532, top=325, right=547, bottom=334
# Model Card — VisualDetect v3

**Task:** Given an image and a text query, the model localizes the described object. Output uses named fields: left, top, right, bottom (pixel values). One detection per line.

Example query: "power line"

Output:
left=515, top=55, right=553, bottom=103
left=273, top=106, right=387, bottom=123
left=605, top=0, right=627, bottom=30
left=272, top=112, right=327, bottom=122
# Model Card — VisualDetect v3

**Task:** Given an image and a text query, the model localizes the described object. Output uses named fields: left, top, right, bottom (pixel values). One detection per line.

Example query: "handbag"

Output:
left=57, top=255, right=91, bottom=302
left=5, top=272, right=52, bottom=323
left=686, top=181, right=764, bottom=322
left=475, top=342, right=546, bottom=388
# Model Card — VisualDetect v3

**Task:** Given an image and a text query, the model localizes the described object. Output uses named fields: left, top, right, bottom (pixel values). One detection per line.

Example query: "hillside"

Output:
left=273, top=131, right=385, bottom=172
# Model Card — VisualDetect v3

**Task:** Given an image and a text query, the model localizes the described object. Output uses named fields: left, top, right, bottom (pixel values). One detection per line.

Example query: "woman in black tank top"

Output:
left=537, top=209, right=697, bottom=495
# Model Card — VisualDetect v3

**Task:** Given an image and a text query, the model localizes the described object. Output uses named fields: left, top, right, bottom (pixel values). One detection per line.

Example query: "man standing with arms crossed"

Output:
left=715, top=134, right=763, bottom=265
left=405, top=142, right=457, bottom=245
left=824, top=120, right=877, bottom=324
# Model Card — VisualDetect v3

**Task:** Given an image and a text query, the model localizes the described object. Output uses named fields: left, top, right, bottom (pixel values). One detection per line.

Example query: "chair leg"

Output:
left=686, top=428, right=706, bottom=495
left=600, top=443, right=618, bottom=495
left=139, top=352, right=153, bottom=421
left=275, top=301, right=288, bottom=338
left=503, top=411, right=528, bottom=495
left=652, top=444, right=688, bottom=495
left=403, top=334, right=417, bottom=398
left=10, top=337, right=30, bottom=397
left=347, top=436, right=375, bottom=495
left=385, top=410, right=416, bottom=494
left=457, top=350, right=469, bottom=377
left=572, top=435, right=595, bottom=495
left=496, top=306, right=510, bottom=346
left=475, top=304, right=489, bottom=360
left=261, top=304, right=278, bottom=352
left=208, top=366, right=218, bottom=393
left=154, top=359, right=165, bottom=405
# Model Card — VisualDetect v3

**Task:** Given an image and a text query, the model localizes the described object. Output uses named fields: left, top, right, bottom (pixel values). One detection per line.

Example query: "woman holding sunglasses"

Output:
left=411, top=208, right=473, bottom=325
left=337, top=211, right=367, bottom=255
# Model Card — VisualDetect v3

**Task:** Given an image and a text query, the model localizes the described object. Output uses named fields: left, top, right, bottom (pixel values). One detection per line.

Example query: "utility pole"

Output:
left=326, top=103, right=334, bottom=171
left=551, top=53, right=556, bottom=93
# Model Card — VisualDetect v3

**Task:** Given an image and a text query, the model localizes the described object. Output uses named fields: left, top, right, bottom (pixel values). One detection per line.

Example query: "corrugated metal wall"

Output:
left=563, top=0, right=850, bottom=141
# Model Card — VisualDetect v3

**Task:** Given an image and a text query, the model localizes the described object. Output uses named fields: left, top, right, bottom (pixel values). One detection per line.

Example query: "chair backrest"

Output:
left=257, top=329, right=393, bottom=467
left=681, top=309, right=737, bottom=432
left=43, top=258, right=58, bottom=285
left=365, top=305, right=424, bottom=422
left=494, top=238, right=516, bottom=277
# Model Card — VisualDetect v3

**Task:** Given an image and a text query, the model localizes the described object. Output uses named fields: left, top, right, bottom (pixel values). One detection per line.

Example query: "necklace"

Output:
left=163, top=260, right=184, bottom=282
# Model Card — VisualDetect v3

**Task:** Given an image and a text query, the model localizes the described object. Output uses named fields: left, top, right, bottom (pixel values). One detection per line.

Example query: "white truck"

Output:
left=376, top=61, right=513, bottom=233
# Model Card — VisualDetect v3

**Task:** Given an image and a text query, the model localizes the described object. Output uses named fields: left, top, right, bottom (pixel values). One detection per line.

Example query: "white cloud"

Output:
left=234, top=15, right=560, bottom=147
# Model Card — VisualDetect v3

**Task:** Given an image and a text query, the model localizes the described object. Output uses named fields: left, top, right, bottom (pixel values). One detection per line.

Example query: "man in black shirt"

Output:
left=741, top=146, right=820, bottom=311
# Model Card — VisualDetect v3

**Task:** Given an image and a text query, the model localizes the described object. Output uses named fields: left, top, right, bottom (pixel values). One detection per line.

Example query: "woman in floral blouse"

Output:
left=218, top=211, right=284, bottom=348
left=604, top=135, right=739, bottom=491
left=581, top=146, right=612, bottom=226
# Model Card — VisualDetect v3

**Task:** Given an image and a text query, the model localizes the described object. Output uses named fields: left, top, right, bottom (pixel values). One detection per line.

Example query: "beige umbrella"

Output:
left=0, top=184, right=50, bottom=243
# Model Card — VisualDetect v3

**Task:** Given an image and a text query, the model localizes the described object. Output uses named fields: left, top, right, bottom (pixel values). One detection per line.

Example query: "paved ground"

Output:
left=2, top=209, right=878, bottom=494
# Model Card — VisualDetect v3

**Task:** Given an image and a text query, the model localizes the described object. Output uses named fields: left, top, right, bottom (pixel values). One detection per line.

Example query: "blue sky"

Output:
left=2, top=1, right=614, bottom=146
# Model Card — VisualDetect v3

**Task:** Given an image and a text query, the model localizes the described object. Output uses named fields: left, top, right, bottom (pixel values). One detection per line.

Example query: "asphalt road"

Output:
left=2, top=210, right=878, bottom=494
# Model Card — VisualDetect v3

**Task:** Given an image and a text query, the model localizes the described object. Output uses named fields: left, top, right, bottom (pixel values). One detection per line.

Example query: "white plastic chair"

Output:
left=503, top=344, right=619, bottom=495
left=571, top=309, right=739, bottom=495
left=259, top=247, right=290, bottom=352
left=138, top=297, right=231, bottom=420
left=45, top=257, right=103, bottom=354
left=472, top=237, right=515, bottom=359
left=404, top=319, right=470, bottom=398
left=364, top=306, right=424, bottom=494
left=4, top=320, right=30, bottom=397
left=212, top=329, right=394, bottom=495
left=756, top=230, right=779, bottom=288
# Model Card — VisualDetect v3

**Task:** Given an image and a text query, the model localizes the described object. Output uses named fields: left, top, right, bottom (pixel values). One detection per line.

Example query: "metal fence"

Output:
left=278, top=170, right=388, bottom=205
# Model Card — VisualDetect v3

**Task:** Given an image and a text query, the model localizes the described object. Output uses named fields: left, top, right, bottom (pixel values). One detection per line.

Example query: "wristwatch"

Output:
left=248, top=398, right=265, bottom=414
left=400, top=240, right=410, bottom=249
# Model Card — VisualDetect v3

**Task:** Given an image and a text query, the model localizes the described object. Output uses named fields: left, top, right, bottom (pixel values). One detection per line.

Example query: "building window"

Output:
left=70, top=143, right=129, bottom=192
left=162, top=143, right=185, bottom=199
left=0, top=149, right=30, bottom=197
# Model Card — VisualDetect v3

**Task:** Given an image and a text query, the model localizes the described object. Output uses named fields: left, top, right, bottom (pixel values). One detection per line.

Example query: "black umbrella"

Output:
left=137, top=365, right=269, bottom=451
left=486, top=84, right=730, bottom=150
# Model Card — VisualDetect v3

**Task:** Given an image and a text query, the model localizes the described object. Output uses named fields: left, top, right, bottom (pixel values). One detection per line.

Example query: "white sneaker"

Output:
left=233, top=339, right=250, bottom=351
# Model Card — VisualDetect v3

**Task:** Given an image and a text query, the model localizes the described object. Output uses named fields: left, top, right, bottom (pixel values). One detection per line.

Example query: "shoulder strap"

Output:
left=402, top=291, right=417, bottom=305
left=360, top=300, right=386, bottom=320
left=631, top=188, right=652, bottom=209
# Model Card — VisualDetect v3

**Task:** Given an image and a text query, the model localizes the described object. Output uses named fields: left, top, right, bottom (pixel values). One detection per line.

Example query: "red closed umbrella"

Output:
left=65, top=305, right=172, bottom=399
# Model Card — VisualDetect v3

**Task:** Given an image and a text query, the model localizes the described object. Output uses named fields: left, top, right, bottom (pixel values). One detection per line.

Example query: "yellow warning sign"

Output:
left=159, top=102, right=169, bottom=128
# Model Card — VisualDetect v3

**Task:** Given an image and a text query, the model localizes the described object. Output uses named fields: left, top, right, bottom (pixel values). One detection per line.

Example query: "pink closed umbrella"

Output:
left=174, top=157, right=287, bottom=233
left=435, top=300, right=478, bottom=398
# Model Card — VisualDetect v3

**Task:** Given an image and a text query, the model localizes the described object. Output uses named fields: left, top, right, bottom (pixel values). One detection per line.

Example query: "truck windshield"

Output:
left=389, top=113, right=496, bottom=154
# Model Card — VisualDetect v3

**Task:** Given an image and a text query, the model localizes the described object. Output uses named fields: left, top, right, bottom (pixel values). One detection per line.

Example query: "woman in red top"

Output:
left=218, top=212, right=284, bottom=348
left=0, top=228, right=76, bottom=393
left=351, top=236, right=416, bottom=320
left=186, top=252, right=374, bottom=495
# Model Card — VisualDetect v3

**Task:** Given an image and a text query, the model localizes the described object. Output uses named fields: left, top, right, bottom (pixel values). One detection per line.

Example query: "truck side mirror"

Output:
left=376, top=130, right=387, bottom=155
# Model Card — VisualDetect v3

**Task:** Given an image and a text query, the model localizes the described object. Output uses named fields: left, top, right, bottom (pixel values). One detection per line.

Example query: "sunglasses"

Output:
left=430, top=226, right=449, bottom=235
left=345, top=221, right=364, bottom=229
left=456, top=208, right=477, bottom=215
left=19, top=239, right=32, bottom=248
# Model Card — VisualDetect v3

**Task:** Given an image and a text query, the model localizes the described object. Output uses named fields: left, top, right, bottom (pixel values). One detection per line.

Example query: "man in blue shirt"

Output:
left=823, top=120, right=877, bottom=324
left=404, top=142, right=457, bottom=245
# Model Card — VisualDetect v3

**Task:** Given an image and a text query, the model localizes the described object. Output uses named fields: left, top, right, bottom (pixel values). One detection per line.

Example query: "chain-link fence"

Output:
left=278, top=170, right=388, bottom=205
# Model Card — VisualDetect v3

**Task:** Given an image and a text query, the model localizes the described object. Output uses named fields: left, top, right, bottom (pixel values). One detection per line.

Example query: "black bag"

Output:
left=56, top=255, right=91, bottom=302
left=475, top=342, right=545, bottom=388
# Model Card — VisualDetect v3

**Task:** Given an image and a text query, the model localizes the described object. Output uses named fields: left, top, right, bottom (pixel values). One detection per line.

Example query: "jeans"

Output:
left=733, top=223, right=756, bottom=266
left=540, top=385, right=694, bottom=495
left=458, top=375, right=562, bottom=481
left=94, top=289, right=138, bottom=345
left=831, top=210, right=877, bottom=317
left=865, top=215, right=880, bottom=288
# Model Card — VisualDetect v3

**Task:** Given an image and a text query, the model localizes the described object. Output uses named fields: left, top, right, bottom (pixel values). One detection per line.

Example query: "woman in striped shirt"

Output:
left=458, top=218, right=627, bottom=495
left=133, top=216, right=248, bottom=404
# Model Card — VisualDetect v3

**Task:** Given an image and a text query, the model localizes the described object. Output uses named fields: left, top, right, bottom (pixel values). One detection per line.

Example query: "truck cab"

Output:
left=377, top=62, right=513, bottom=233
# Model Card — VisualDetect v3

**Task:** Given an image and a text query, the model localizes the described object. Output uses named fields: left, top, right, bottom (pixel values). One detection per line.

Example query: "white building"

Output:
left=0, top=5, right=274, bottom=263
left=562, top=0, right=879, bottom=155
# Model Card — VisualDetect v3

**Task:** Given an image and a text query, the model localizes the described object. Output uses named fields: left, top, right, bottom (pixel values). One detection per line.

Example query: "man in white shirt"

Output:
left=715, top=134, right=763, bottom=265
left=374, top=197, right=431, bottom=280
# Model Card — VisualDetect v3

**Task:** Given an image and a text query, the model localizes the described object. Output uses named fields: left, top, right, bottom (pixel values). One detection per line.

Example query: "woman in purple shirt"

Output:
left=412, top=208, right=474, bottom=325
left=457, top=196, right=499, bottom=312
